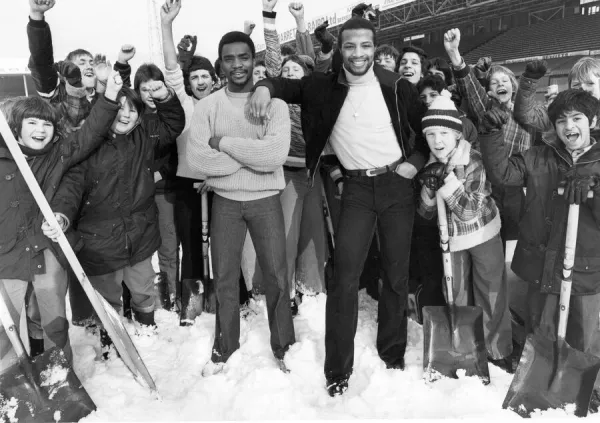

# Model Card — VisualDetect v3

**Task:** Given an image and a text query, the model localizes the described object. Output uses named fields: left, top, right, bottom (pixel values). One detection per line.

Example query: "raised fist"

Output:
left=244, top=20, right=256, bottom=36
left=177, top=35, right=197, bottom=71
left=523, top=59, right=548, bottom=80
left=147, top=80, right=170, bottom=101
left=118, top=44, right=136, bottom=64
left=443, top=28, right=461, bottom=54
left=480, top=107, right=509, bottom=133
left=160, top=0, right=181, bottom=24
left=53, top=61, right=82, bottom=88
left=289, top=2, right=304, bottom=20
left=314, top=21, right=335, bottom=54
left=262, top=0, right=278, bottom=12
left=418, top=162, right=447, bottom=191
left=30, top=0, right=56, bottom=16
left=104, top=71, right=123, bottom=102
left=473, top=56, right=491, bottom=80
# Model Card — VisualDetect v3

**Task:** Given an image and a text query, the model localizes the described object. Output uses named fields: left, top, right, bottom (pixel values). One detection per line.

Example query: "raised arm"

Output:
left=217, top=99, right=291, bottom=172
left=314, top=21, right=335, bottom=73
left=263, top=0, right=283, bottom=78
left=160, top=0, right=182, bottom=71
left=290, top=2, right=315, bottom=59
left=444, top=28, right=490, bottom=124
left=27, top=0, right=59, bottom=96
left=514, top=60, right=553, bottom=133
left=148, top=81, right=186, bottom=156
left=113, top=45, right=136, bottom=88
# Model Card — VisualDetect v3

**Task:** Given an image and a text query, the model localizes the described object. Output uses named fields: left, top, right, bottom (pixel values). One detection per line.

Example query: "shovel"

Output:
left=422, top=192, right=490, bottom=384
left=503, top=189, right=600, bottom=417
left=321, top=183, right=335, bottom=290
left=0, top=283, right=96, bottom=422
left=180, top=191, right=208, bottom=325
left=0, top=114, right=157, bottom=395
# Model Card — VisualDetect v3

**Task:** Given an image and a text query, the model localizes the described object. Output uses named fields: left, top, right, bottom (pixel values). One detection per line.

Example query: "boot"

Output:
left=122, top=282, right=132, bottom=320
left=154, top=273, right=171, bottom=310
left=29, top=337, right=44, bottom=358
left=180, top=279, right=203, bottom=326
left=133, top=309, right=156, bottom=328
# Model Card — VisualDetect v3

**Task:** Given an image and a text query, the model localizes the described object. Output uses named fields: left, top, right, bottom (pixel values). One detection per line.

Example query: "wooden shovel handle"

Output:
left=436, top=193, right=454, bottom=306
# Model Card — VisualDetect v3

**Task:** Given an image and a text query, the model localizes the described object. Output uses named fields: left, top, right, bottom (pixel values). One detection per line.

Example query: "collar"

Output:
left=342, top=64, right=376, bottom=86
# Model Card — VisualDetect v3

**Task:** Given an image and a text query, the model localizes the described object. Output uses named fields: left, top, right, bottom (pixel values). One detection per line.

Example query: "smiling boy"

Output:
left=479, top=89, right=600, bottom=365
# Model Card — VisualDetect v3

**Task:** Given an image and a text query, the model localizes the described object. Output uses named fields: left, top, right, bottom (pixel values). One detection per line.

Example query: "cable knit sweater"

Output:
left=186, top=88, right=291, bottom=201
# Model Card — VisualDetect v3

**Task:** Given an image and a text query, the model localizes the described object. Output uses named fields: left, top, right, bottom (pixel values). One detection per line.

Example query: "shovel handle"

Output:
left=557, top=202, right=581, bottom=340
left=436, top=193, right=454, bottom=306
left=201, top=192, right=209, bottom=280
left=0, top=283, right=28, bottom=360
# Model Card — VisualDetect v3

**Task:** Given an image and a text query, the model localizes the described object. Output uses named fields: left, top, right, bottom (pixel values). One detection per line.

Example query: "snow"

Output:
left=61, top=288, right=597, bottom=422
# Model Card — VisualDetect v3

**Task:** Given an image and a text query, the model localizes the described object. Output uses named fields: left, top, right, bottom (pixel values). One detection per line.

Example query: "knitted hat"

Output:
left=422, top=95, right=463, bottom=134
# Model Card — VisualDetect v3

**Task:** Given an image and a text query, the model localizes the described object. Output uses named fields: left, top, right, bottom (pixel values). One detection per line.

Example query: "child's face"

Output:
left=374, top=54, right=396, bottom=72
left=281, top=61, right=305, bottom=80
left=252, top=65, right=266, bottom=85
left=489, top=71, right=513, bottom=104
left=138, top=79, right=158, bottom=110
left=425, top=127, right=460, bottom=163
left=189, top=69, right=214, bottom=100
left=71, top=54, right=96, bottom=89
left=111, top=97, right=140, bottom=135
left=419, top=87, right=440, bottom=108
left=555, top=110, right=597, bottom=151
left=398, top=52, right=422, bottom=85
left=571, top=73, right=600, bottom=100
left=19, top=117, right=55, bottom=150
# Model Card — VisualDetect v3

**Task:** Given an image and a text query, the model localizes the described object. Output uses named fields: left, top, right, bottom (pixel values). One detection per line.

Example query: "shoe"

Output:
left=327, top=378, right=349, bottom=397
left=29, top=337, right=44, bottom=358
left=133, top=309, right=157, bottom=328
left=100, top=328, right=113, bottom=360
left=385, top=357, right=405, bottom=370
left=488, top=356, right=515, bottom=374
left=291, top=299, right=299, bottom=317
left=202, top=360, right=225, bottom=377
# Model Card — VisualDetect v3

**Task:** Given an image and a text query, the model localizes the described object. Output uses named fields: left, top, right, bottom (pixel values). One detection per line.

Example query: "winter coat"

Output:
left=52, top=95, right=185, bottom=276
left=254, top=64, right=429, bottom=184
left=0, top=96, right=119, bottom=280
left=480, top=129, right=600, bottom=295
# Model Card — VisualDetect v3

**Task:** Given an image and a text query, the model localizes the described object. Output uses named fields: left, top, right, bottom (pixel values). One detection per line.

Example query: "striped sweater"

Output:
left=418, top=138, right=501, bottom=252
left=186, top=88, right=291, bottom=201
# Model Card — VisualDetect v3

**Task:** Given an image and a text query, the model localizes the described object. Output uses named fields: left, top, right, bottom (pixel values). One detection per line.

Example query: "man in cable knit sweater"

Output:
left=186, top=31, right=295, bottom=376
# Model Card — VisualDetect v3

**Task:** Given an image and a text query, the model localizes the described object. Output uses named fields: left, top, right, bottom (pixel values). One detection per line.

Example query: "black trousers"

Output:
left=325, top=171, right=414, bottom=383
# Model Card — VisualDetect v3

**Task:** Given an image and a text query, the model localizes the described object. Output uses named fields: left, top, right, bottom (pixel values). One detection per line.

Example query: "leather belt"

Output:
left=345, top=158, right=404, bottom=177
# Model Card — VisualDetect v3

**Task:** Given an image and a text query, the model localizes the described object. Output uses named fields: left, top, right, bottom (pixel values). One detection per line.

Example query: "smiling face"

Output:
left=72, top=54, right=96, bottom=89
left=189, top=69, right=214, bottom=100
left=555, top=110, right=597, bottom=151
left=252, top=65, right=266, bottom=85
left=398, top=52, right=422, bottom=85
left=281, top=60, right=305, bottom=80
left=488, top=71, right=513, bottom=104
left=111, top=97, right=140, bottom=135
left=221, top=42, right=254, bottom=93
left=374, top=54, right=396, bottom=72
left=425, top=127, right=460, bottom=163
left=571, top=72, right=600, bottom=100
left=340, top=28, right=375, bottom=77
left=19, top=117, right=55, bottom=150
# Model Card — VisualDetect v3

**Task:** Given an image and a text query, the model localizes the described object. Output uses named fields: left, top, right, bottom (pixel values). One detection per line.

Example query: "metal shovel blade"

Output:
left=422, top=304, right=490, bottom=384
left=503, top=332, right=600, bottom=417
left=0, top=347, right=95, bottom=422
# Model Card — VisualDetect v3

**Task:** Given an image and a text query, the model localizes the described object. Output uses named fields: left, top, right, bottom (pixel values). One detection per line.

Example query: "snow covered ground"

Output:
left=63, top=289, right=595, bottom=421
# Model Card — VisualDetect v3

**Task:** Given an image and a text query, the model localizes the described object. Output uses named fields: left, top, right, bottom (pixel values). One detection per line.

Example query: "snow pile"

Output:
left=67, top=291, right=592, bottom=421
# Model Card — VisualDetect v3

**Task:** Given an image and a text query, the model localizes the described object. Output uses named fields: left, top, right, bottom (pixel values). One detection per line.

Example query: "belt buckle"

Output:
left=365, top=168, right=378, bottom=177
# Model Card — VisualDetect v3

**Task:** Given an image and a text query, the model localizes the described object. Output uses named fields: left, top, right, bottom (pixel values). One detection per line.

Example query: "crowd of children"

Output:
left=1, top=0, right=600, bottom=405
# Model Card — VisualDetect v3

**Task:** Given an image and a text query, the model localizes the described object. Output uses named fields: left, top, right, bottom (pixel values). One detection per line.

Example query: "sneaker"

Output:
left=327, top=378, right=349, bottom=397
left=202, top=360, right=225, bottom=377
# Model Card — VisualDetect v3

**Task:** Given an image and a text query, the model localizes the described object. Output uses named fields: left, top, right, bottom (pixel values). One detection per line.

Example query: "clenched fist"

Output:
left=480, top=107, right=509, bottom=133
left=523, top=59, right=548, bottom=80
left=418, top=162, right=447, bottom=191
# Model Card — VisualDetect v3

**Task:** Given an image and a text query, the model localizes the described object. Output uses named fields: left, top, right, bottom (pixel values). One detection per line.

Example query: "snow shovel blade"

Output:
left=503, top=332, right=600, bottom=417
left=422, top=304, right=490, bottom=384
left=0, top=347, right=95, bottom=422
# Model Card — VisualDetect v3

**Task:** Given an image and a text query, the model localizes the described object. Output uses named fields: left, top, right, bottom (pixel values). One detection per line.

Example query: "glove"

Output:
left=177, top=35, right=198, bottom=72
left=523, top=59, right=548, bottom=80
left=351, top=3, right=370, bottom=17
left=480, top=107, right=509, bottom=133
left=560, top=168, right=599, bottom=205
left=472, top=56, right=491, bottom=81
left=53, top=60, right=82, bottom=88
left=418, top=162, right=447, bottom=191
left=314, top=21, right=335, bottom=54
